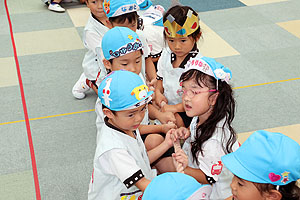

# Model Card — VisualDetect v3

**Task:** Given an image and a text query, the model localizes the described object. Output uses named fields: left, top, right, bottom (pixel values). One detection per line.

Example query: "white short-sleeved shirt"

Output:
left=157, top=46, right=202, bottom=105
left=182, top=117, right=239, bottom=199
left=88, top=118, right=156, bottom=200
left=82, top=14, right=109, bottom=81
left=140, top=7, right=165, bottom=58
left=136, top=30, right=150, bottom=79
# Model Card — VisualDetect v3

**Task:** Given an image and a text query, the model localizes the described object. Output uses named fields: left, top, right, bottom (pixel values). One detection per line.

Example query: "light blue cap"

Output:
left=142, top=172, right=212, bottom=200
left=98, top=70, right=153, bottom=111
left=136, top=0, right=152, bottom=10
left=102, top=27, right=143, bottom=60
left=222, top=130, right=300, bottom=185
left=103, top=0, right=139, bottom=18
left=184, top=56, right=232, bottom=83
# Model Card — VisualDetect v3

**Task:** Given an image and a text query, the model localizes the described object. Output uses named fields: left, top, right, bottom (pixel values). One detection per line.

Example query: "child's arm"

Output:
left=172, top=149, right=210, bottom=184
left=145, top=57, right=157, bottom=87
left=147, top=130, right=173, bottom=164
left=139, top=123, right=176, bottom=135
left=148, top=104, right=176, bottom=124
left=155, top=80, right=168, bottom=106
left=161, top=102, right=185, bottom=113
left=184, top=167, right=210, bottom=184
left=135, top=177, right=151, bottom=192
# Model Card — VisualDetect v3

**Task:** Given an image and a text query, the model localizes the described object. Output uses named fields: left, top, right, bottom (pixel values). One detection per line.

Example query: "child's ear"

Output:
left=264, top=189, right=282, bottom=200
left=103, top=108, right=115, bottom=119
left=209, top=92, right=219, bottom=106
left=103, top=59, right=112, bottom=70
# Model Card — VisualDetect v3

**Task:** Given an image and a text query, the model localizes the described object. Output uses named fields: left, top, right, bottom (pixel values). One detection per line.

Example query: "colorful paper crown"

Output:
left=163, top=9, right=199, bottom=37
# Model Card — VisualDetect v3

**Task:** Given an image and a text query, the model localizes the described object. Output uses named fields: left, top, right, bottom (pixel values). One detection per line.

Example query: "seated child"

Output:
left=155, top=5, right=203, bottom=127
left=95, top=26, right=176, bottom=173
left=88, top=70, right=173, bottom=200
left=137, top=1, right=165, bottom=68
left=222, top=130, right=300, bottom=200
left=103, top=0, right=156, bottom=83
left=99, top=0, right=176, bottom=125
left=172, top=57, right=239, bottom=199
left=72, top=0, right=111, bottom=99
left=142, top=172, right=212, bottom=200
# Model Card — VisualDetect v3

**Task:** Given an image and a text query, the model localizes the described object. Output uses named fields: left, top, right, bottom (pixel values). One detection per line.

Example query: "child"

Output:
left=102, top=0, right=156, bottom=83
left=155, top=5, right=203, bottom=127
left=88, top=70, right=173, bottom=200
left=142, top=172, right=212, bottom=200
left=72, top=0, right=111, bottom=99
left=172, top=57, right=239, bottom=199
left=95, top=27, right=176, bottom=173
left=222, top=130, right=300, bottom=200
left=138, top=1, right=165, bottom=68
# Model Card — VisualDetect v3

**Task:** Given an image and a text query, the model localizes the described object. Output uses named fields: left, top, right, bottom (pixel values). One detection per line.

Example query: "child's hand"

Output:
left=173, top=127, right=190, bottom=141
left=158, top=111, right=176, bottom=124
left=148, top=78, right=157, bottom=89
left=155, top=91, right=168, bottom=108
left=162, top=122, right=177, bottom=134
left=164, top=129, right=176, bottom=148
left=172, top=149, right=188, bottom=171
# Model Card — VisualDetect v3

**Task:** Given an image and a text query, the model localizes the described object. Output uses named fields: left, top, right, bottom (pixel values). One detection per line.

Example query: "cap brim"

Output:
left=222, top=153, right=266, bottom=183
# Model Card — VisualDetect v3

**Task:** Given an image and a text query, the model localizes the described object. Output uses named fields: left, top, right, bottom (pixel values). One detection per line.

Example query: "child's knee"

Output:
left=145, top=134, right=164, bottom=150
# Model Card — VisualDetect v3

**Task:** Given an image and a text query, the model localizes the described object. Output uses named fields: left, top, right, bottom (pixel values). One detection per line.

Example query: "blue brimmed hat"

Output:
left=102, top=27, right=143, bottom=60
left=222, top=130, right=300, bottom=185
left=98, top=70, right=153, bottom=111
left=142, top=172, right=212, bottom=200
left=136, top=0, right=152, bottom=10
left=103, top=0, right=139, bottom=18
left=184, top=57, right=232, bottom=84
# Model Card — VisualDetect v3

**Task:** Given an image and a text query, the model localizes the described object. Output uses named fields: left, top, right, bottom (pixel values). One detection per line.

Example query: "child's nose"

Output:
left=174, top=41, right=180, bottom=49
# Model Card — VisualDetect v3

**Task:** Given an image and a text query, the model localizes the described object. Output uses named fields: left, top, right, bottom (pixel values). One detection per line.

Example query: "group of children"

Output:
left=71, top=0, right=300, bottom=199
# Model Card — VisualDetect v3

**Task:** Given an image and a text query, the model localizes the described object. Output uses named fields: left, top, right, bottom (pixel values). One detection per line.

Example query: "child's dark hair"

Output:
left=163, top=5, right=201, bottom=41
left=179, top=69, right=237, bottom=163
left=109, top=12, right=139, bottom=25
left=253, top=181, right=300, bottom=200
left=102, top=104, right=116, bottom=114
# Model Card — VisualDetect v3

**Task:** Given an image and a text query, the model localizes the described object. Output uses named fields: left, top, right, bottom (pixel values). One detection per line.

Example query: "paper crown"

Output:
left=163, top=9, right=199, bottom=37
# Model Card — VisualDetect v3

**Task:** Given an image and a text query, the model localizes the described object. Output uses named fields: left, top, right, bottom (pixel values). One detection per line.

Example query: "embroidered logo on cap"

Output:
left=131, top=85, right=149, bottom=100
left=103, top=0, right=111, bottom=14
left=281, top=171, right=290, bottom=184
left=102, top=78, right=112, bottom=107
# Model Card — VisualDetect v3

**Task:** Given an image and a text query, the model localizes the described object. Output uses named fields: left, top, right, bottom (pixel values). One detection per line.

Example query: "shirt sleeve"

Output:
left=197, top=139, right=226, bottom=182
left=156, top=48, right=166, bottom=78
left=84, top=31, right=102, bottom=55
left=137, top=30, right=150, bottom=58
left=98, top=149, right=144, bottom=188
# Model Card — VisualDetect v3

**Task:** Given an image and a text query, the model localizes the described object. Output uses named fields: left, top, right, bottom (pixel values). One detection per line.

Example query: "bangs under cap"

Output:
left=184, top=57, right=232, bottom=83
left=103, top=0, right=139, bottom=18
left=142, top=172, right=212, bottom=200
left=98, top=70, right=153, bottom=111
left=101, top=27, right=143, bottom=60
left=222, top=130, right=300, bottom=185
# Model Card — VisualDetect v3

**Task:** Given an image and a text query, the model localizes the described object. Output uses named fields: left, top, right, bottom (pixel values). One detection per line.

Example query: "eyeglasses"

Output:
left=177, top=88, right=217, bottom=98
